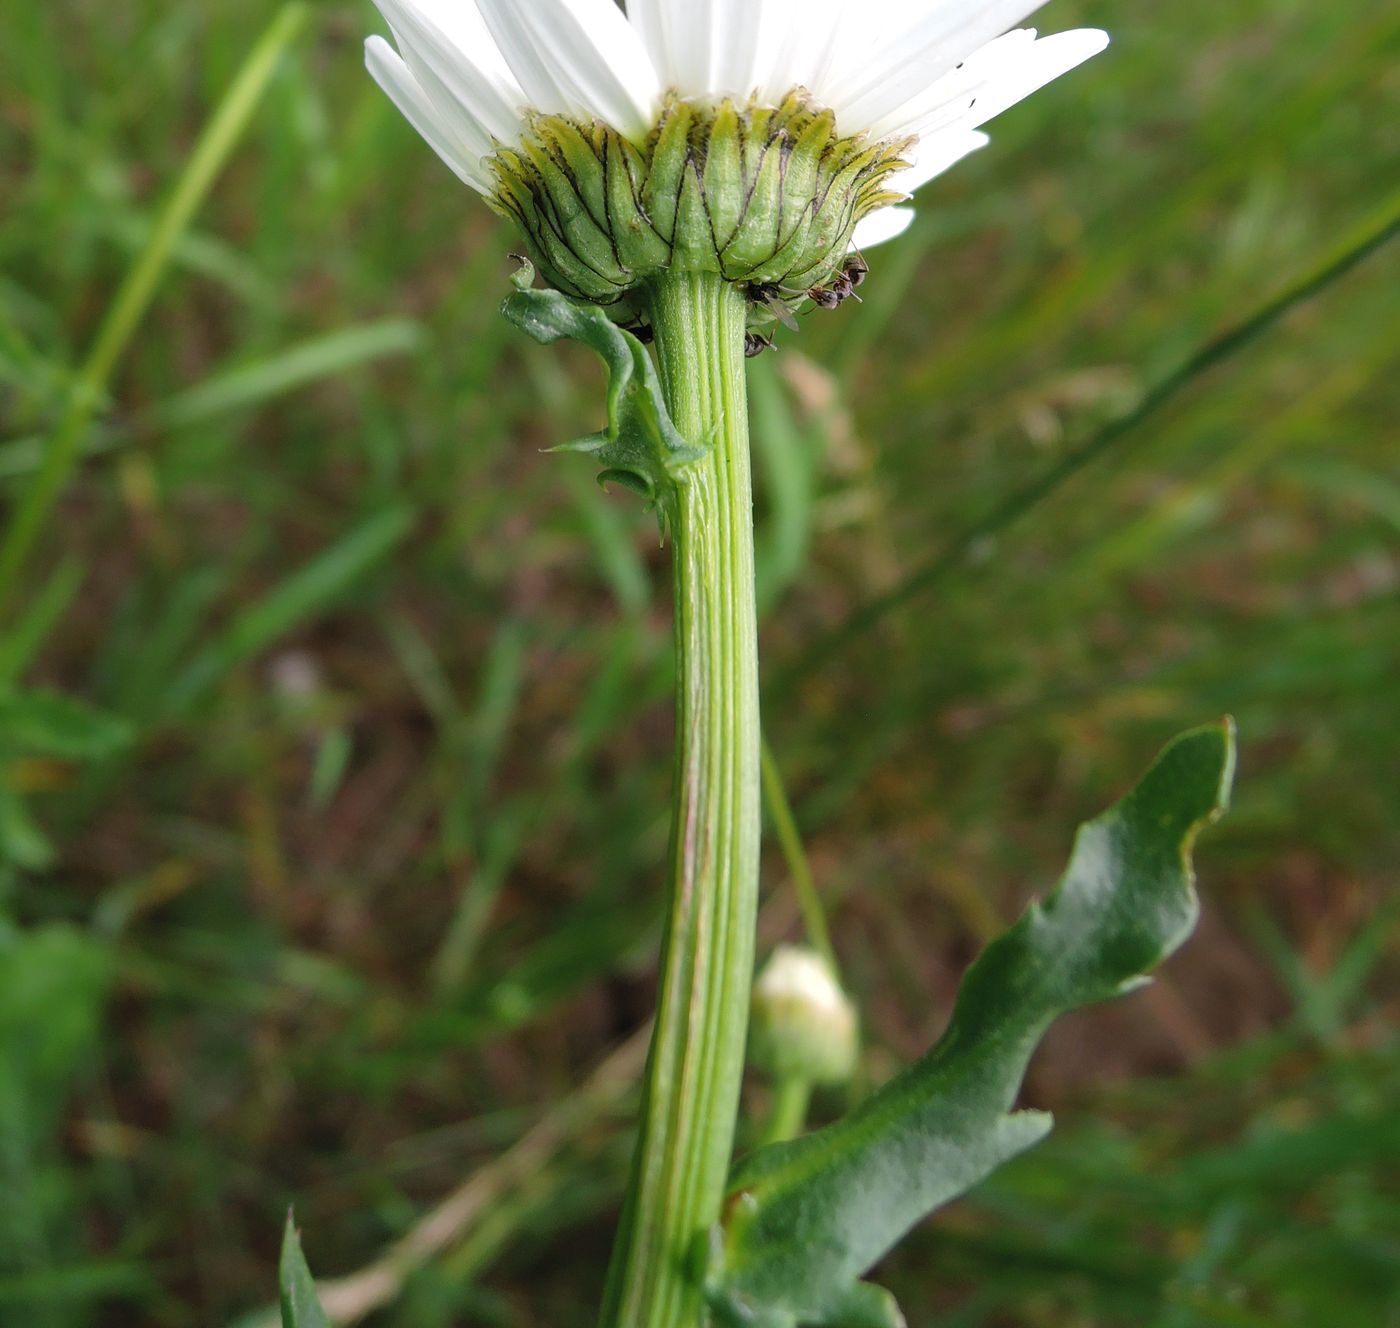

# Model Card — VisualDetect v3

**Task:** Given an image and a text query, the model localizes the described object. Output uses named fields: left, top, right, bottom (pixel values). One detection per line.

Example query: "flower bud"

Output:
left=748, top=945, right=858, bottom=1086
left=488, top=94, right=910, bottom=314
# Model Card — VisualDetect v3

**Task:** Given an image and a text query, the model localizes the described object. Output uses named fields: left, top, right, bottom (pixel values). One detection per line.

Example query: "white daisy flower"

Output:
left=365, top=0, right=1106, bottom=308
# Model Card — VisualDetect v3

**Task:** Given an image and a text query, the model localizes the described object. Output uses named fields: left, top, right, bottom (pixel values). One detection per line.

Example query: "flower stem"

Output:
left=598, top=271, right=761, bottom=1328
left=759, top=738, right=837, bottom=974
left=759, top=1076, right=813, bottom=1148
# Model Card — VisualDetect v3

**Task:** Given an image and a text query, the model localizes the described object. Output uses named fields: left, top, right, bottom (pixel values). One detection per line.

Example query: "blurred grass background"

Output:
left=1, top=0, right=1397, bottom=1324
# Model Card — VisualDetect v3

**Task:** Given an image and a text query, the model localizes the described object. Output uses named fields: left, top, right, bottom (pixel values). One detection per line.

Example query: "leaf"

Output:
left=0, top=784, right=56, bottom=871
left=162, top=504, right=414, bottom=717
left=153, top=320, right=424, bottom=431
left=0, top=925, right=114, bottom=1298
left=500, top=258, right=705, bottom=537
left=0, top=689, right=133, bottom=760
left=0, top=558, right=83, bottom=686
left=707, top=721, right=1236, bottom=1328
left=0, top=322, right=424, bottom=480
left=0, top=924, right=113, bottom=1125
left=278, top=1213, right=330, bottom=1328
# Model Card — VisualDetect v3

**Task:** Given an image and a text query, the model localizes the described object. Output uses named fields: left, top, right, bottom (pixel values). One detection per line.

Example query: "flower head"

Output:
left=366, top=1, right=1106, bottom=313
left=749, top=945, right=859, bottom=1085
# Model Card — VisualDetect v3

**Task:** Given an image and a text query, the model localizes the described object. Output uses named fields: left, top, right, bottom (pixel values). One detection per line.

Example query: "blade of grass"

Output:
left=772, top=190, right=1400, bottom=694
left=225, top=862, right=834, bottom=1328
left=0, top=319, right=425, bottom=478
left=232, top=1026, right=651, bottom=1328
left=1059, top=355, right=1382, bottom=587
left=876, top=7, right=1400, bottom=398
left=160, top=504, right=413, bottom=718
left=0, top=3, right=309, bottom=621
left=759, top=738, right=836, bottom=975
left=0, top=559, right=82, bottom=686
left=1281, top=456, right=1400, bottom=533
left=750, top=357, right=819, bottom=615
left=278, top=1215, right=330, bottom=1328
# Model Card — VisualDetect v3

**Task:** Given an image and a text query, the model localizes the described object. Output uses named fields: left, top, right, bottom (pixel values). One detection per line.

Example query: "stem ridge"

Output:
left=599, top=272, right=760, bottom=1328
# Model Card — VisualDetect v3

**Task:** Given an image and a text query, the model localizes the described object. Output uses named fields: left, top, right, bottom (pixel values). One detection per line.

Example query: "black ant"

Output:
left=743, top=252, right=870, bottom=339
left=744, top=330, right=776, bottom=357
left=743, top=281, right=801, bottom=333
left=807, top=254, right=870, bottom=309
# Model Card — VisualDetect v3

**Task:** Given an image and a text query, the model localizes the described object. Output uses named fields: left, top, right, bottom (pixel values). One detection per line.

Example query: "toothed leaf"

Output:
left=708, top=721, right=1236, bottom=1328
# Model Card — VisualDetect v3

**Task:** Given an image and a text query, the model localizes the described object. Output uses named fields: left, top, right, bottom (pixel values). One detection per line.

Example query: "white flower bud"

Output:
left=749, top=945, right=858, bottom=1086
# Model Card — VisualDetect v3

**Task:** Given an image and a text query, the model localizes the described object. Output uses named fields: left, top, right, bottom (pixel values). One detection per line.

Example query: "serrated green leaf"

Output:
left=708, top=721, right=1236, bottom=1328
left=0, top=689, right=133, bottom=760
left=501, top=259, right=705, bottom=537
left=278, top=1214, right=329, bottom=1328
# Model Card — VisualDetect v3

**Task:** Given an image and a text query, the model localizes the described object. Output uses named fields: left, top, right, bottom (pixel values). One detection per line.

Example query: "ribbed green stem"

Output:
left=598, top=271, right=760, bottom=1328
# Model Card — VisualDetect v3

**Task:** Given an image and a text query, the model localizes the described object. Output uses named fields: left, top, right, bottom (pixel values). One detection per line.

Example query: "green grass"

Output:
left=1, top=1, right=1397, bottom=1325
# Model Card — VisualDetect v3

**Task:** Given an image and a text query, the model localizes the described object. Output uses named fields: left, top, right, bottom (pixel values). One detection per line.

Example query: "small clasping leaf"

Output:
left=502, top=258, right=706, bottom=539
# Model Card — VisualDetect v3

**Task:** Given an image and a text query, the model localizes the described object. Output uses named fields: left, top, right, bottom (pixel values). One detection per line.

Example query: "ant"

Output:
left=743, top=281, right=801, bottom=333
left=807, top=253, right=869, bottom=309
left=740, top=252, right=871, bottom=351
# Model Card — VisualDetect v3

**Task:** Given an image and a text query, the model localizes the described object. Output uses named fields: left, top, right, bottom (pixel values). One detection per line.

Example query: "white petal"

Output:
left=372, top=0, right=524, bottom=148
left=889, top=129, right=989, bottom=194
left=476, top=0, right=661, bottom=139
left=866, top=27, right=1037, bottom=140
left=623, top=0, right=670, bottom=87
left=365, top=36, right=492, bottom=194
left=753, top=0, right=851, bottom=103
left=793, top=0, right=858, bottom=98
left=627, top=0, right=830, bottom=104
left=625, top=0, right=732, bottom=98
left=960, top=29, right=1110, bottom=130
left=376, top=0, right=519, bottom=88
left=733, top=0, right=805, bottom=103
left=851, top=206, right=915, bottom=251
left=893, top=29, right=1109, bottom=142
left=823, top=0, right=1051, bottom=131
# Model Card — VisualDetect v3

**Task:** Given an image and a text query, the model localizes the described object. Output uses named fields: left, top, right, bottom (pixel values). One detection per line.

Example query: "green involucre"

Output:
left=488, top=93, right=910, bottom=312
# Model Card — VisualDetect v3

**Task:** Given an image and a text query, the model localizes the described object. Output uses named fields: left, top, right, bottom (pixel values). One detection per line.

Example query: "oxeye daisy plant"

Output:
left=275, top=4, right=1234, bottom=1327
